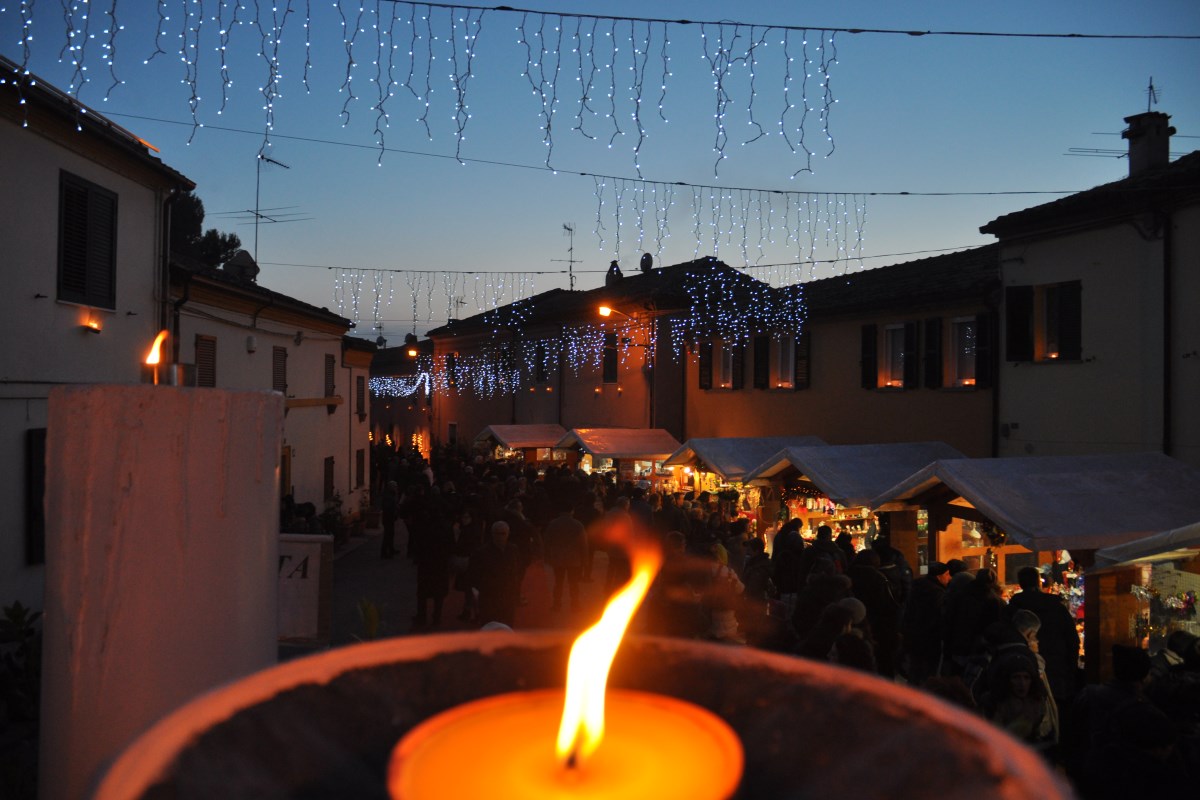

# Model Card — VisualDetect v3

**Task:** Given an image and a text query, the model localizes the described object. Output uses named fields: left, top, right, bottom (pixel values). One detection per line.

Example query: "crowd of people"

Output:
left=368, top=444, right=1198, bottom=795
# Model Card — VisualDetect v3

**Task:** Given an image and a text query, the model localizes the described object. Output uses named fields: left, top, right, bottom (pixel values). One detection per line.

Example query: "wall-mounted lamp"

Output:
left=594, top=386, right=602, bottom=395
left=246, top=335, right=258, bottom=353
left=545, top=386, right=553, bottom=393
left=294, top=331, right=304, bottom=346
left=81, top=320, right=102, bottom=334
left=616, top=384, right=623, bottom=394
left=597, top=305, right=633, bottom=319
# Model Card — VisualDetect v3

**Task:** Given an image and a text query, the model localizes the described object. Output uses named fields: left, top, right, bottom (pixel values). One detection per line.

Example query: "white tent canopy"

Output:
left=473, top=424, right=567, bottom=450
left=662, top=436, right=827, bottom=482
left=554, top=428, right=682, bottom=461
left=744, top=442, right=966, bottom=507
left=1093, top=521, right=1200, bottom=567
left=869, top=452, right=1200, bottom=552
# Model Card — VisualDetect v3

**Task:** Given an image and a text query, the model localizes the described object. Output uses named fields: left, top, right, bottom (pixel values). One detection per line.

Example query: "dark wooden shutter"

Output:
left=793, top=331, right=811, bottom=390
left=902, top=322, right=920, bottom=389
left=1058, top=281, right=1083, bottom=360
left=1005, top=286, right=1034, bottom=362
left=860, top=324, right=877, bottom=389
left=923, top=317, right=943, bottom=389
left=602, top=333, right=618, bottom=383
left=535, top=341, right=548, bottom=383
left=272, top=346, right=288, bottom=392
left=753, top=335, right=770, bottom=389
left=324, top=354, right=336, bottom=397
left=731, top=342, right=745, bottom=390
left=446, top=352, right=458, bottom=389
left=323, top=456, right=336, bottom=502
left=195, top=335, right=217, bottom=387
left=698, top=341, right=713, bottom=390
left=974, top=311, right=996, bottom=389
left=58, top=173, right=117, bottom=308
left=356, top=375, right=366, bottom=415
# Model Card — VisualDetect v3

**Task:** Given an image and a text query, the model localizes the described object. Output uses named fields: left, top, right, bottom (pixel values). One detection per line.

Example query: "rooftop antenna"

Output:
left=1146, top=76, right=1159, bottom=113
left=551, top=223, right=583, bottom=290
left=254, top=152, right=290, bottom=263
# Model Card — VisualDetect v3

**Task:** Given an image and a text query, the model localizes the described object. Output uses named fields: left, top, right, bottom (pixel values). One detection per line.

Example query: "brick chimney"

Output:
left=1122, top=111, right=1175, bottom=176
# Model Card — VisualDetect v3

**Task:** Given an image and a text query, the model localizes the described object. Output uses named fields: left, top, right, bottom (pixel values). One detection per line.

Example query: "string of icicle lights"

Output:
left=370, top=260, right=806, bottom=400
left=8, top=1, right=839, bottom=175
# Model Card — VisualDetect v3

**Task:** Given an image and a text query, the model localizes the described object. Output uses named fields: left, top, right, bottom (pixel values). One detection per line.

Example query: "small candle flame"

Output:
left=556, top=528, right=662, bottom=769
left=145, top=330, right=169, bottom=365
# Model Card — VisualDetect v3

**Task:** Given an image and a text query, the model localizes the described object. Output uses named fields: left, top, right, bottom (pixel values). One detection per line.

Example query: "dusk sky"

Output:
left=3, top=1, right=1197, bottom=339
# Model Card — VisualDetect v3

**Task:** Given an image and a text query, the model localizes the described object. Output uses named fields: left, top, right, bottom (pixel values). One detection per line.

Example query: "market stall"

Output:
left=663, top=436, right=827, bottom=535
left=869, top=452, right=1200, bottom=678
left=472, top=424, right=568, bottom=464
left=1088, top=522, right=1200, bottom=681
left=553, top=427, right=683, bottom=487
left=743, top=441, right=964, bottom=558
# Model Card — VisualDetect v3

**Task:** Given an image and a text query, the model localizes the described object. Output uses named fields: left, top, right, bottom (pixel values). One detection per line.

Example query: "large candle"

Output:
left=388, top=528, right=744, bottom=799
left=389, top=689, right=742, bottom=799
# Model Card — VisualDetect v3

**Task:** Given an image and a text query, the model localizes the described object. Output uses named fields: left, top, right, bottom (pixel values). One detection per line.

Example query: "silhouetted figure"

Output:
left=543, top=502, right=587, bottom=612
left=605, top=259, right=623, bottom=286
left=469, top=521, right=522, bottom=627
left=1007, top=565, right=1080, bottom=706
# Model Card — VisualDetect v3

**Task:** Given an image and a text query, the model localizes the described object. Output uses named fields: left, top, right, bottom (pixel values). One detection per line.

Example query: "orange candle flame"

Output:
left=145, top=330, right=169, bottom=365
left=556, top=529, right=662, bottom=769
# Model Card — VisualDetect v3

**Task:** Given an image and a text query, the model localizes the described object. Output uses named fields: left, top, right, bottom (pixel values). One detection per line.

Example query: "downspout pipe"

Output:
left=1162, top=211, right=1173, bottom=456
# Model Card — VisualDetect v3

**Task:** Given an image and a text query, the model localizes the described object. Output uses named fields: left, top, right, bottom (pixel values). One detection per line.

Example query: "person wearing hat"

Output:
left=900, top=561, right=951, bottom=686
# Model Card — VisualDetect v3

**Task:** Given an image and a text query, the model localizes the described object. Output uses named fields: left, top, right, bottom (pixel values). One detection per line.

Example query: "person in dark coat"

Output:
left=797, top=602, right=856, bottom=662
left=1006, top=566, right=1080, bottom=707
left=846, top=548, right=901, bottom=678
left=412, top=509, right=454, bottom=628
left=469, top=521, right=523, bottom=627
left=901, top=561, right=951, bottom=685
left=452, top=506, right=485, bottom=622
left=792, top=566, right=853, bottom=640
left=942, top=567, right=1006, bottom=675
left=543, top=501, right=588, bottom=612
left=379, top=480, right=401, bottom=559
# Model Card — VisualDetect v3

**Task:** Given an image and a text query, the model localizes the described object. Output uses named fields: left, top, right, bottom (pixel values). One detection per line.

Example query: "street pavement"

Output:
left=283, top=521, right=615, bottom=657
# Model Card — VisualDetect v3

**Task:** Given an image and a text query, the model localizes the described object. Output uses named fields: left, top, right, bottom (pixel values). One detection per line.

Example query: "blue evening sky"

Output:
left=3, top=1, right=1197, bottom=338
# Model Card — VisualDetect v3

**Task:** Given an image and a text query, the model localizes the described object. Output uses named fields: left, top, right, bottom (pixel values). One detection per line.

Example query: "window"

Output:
left=753, top=335, right=770, bottom=389
left=272, top=346, right=288, bottom=393
left=602, top=333, right=619, bottom=383
left=195, top=335, right=217, bottom=387
left=771, top=336, right=794, bottom=388
left=323, top=456, right=335, bottom=503
left=58, top=172, right=117, bottom=309
left=355, top=375, right=366, bottom=416
left=355, top=448, right=365, bottom=488
left=1006, top=282, right=1082, bottom=362
left=793, top=331, right=811, bottom=390
left=448, top=422, right=458, bottom=447
left=950, top=317, right=977, bottom=387
left=324, top=354, right=336, bottom=397
left=698, top=341, right=713, bottom=390
left=863, top=322, right=917, bottom=389
left=446, top=352, right=458, bottom=389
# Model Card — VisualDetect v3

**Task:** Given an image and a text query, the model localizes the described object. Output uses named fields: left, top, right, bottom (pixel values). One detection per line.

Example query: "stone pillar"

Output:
left=40, top=385, right=283, bottom=800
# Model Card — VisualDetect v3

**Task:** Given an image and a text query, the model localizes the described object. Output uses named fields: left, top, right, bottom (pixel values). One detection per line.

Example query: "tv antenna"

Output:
left=551, top=223, right=583, bottom=290
left=1146, top=76, right=1159, bottom=112
left=254, top=152, right=290, bottom=263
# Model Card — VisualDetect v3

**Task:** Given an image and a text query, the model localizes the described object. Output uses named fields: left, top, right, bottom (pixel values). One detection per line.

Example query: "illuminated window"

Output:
left=862, top=323, right=916, bottom=389
left=1006, top=282, right=1081, bottom=362
left=58, top=171, right=117, bottom=309
left=950, top=317, right=977, bottom=387
left=883, top=325, right=906, bottom=387
left=699, top=340, right=743, bottom=390
left=771, top=336, right=794, bottom=388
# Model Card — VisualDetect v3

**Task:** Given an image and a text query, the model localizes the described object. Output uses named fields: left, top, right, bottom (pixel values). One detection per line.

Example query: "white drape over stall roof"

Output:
left=869, top=452, right=1200, bottom=552
left=1093, top=521, right=1200, bottom=567
left=554, top=428, right=683, bottom=461
left=473, top=424, right=567, bottom=450
left=744, top=442, right=966, bottom=507
left=662, top=436, right=827, bottom=482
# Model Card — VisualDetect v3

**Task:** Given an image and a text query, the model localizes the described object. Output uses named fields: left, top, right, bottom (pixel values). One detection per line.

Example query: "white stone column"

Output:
left=40, top=385, right=283, bottom=800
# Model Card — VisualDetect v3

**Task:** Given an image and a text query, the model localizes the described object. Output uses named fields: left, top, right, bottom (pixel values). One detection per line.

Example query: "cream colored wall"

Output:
left=685, top=310, right=995, bottom=457
left=996, top=221, right=1170, bottom=459
left=0, top=119, right=168, bottom=609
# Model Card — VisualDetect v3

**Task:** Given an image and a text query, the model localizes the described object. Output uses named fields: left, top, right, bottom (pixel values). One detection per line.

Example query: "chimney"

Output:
left=1122, top=111, right=1174, bottom=177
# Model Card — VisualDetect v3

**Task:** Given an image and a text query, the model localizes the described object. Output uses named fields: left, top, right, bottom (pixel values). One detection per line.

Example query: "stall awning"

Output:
left=662, top=436, right=827, bottom=482
left=1093, top=521, right=1200, bottom=567
left=744, top=441, right=965, bottom=507
left=869, top=452, right=1200, bottom=552
left=473, top=424, right=567, bottom=450
left=555, top=428, right=683, bottom=461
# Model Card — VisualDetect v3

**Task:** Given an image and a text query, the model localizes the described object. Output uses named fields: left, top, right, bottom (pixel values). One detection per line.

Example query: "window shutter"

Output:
left=731, top=341, right=745, bottom=390
left=860, top=324, right=877, bottom=389
left=974, top=311, right=996, bottom=389
left=58, top=173, right=117, bottom=308
left=1058, top=281, right=1083, bottom=360
left=272, top=347, right=288, bottom=393
left=602, top=333, right=618, bottom=383
left=195, top=336, right=217, bottom=387
left=793, top=331, right=811, bottom=390
left=753, top=335, right=769, bottom=389
left=1005, top=286, right=1034, bottom=362
left=323, top=456, right=335, bottom=503
left=698, top=341, right=713, bottom=390
left=87, top=191, right=117, bottom=307
left=923, top=317, right=943, bottom=389
left=446, top=353, right=458, bottom=389
left=324, top=354, right=336, bottom=397
left=356, top=375, right=366, bottom=415
left=902, top=322, right=920, bottom=389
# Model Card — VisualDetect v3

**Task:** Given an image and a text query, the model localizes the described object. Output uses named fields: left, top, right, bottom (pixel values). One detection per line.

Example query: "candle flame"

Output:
left=145, top=330, right=169, bottom=365
left=556, top=528, right=662, bottom=768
